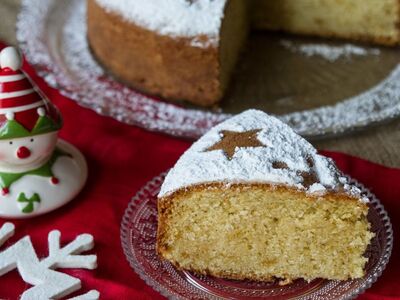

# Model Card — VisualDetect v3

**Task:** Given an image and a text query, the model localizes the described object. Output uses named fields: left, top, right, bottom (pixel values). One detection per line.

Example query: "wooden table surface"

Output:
left=2, top=0, right=400, bottom=168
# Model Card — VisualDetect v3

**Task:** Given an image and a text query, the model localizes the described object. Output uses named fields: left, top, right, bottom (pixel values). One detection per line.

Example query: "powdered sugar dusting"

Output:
left=281, top=40, right=381, bottom=62
left=94, top=0, right=227, bottom=48
left=159, top=110, right=367, bottom=202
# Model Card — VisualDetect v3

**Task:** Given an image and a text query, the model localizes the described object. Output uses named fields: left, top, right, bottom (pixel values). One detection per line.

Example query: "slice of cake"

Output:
left=157, top=109, right=374, bottom=282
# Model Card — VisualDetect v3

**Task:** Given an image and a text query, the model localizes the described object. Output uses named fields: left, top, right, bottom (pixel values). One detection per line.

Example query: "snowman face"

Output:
left=0, top=132, right=58, bottom=172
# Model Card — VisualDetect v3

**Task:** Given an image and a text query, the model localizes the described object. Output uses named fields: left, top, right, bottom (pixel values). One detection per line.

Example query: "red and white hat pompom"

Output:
left=0, top=47, right=23, bottom=71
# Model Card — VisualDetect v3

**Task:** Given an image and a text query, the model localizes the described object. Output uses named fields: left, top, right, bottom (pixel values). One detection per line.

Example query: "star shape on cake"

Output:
left=205, top=129, right=264, bottom=160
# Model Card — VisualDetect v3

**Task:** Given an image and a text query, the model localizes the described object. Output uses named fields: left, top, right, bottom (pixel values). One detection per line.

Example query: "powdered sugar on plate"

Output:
left=281, top=40, right=381, bottom=62
left=17, top=0, right=400, bottom=141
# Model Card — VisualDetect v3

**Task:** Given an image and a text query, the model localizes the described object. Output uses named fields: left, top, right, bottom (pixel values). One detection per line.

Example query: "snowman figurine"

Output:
left=0, top=47, right=87, bottom=218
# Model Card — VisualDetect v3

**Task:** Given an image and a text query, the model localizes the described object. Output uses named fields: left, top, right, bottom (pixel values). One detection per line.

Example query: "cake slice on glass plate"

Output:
left=157, top=109, right=373, bottom=282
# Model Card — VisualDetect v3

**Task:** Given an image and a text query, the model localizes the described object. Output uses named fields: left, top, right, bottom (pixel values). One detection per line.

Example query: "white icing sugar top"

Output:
left=94, top=0, right=227, bottom=47
left=159, top=110, right=367, bottom=202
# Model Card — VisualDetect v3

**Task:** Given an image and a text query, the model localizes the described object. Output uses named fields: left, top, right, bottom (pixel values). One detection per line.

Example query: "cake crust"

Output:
left=87, top=0, right=223, bottom=106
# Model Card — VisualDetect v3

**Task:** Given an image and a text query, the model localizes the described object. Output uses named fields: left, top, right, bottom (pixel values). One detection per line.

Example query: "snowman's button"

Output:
left=2, top=188, right=9, bottom=195
left=51, top=177, right=59, bottom=185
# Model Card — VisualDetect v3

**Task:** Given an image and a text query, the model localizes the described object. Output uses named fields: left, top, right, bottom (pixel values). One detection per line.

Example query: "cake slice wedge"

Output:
left=157, top=109, right=373, bottom=282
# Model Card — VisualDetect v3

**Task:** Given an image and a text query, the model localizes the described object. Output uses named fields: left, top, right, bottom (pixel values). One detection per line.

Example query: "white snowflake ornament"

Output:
left=0, top=222, right=100, bottom=299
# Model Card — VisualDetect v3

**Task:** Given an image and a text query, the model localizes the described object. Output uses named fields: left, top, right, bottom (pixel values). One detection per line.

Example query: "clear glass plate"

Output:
left=120, top=173, right=393, bottom=300
left=17, top=0, right=400, bottom=140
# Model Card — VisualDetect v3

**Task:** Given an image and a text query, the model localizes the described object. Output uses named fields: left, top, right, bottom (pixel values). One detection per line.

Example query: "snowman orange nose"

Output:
left=17, top=146, right=31, bottom=159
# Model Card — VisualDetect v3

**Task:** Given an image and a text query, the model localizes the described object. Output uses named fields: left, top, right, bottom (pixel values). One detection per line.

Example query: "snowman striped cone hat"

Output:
left=0, top=47, right=62, bottom=140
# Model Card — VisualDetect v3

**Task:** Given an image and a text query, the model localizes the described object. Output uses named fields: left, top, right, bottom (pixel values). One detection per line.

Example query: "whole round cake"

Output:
left=87, top=0, right=400, bottom=106
left=157, top=109, right=374, bottom=282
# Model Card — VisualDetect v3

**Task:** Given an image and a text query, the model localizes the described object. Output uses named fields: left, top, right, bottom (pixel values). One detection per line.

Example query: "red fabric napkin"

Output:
left=0, top=43, right=398, bottom=300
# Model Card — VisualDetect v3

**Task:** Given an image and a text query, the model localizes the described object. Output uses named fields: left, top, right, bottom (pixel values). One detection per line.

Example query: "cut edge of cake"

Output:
left=157, top=183, right=372, bottom=282
left=251, top=0, right=400, bottom=46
